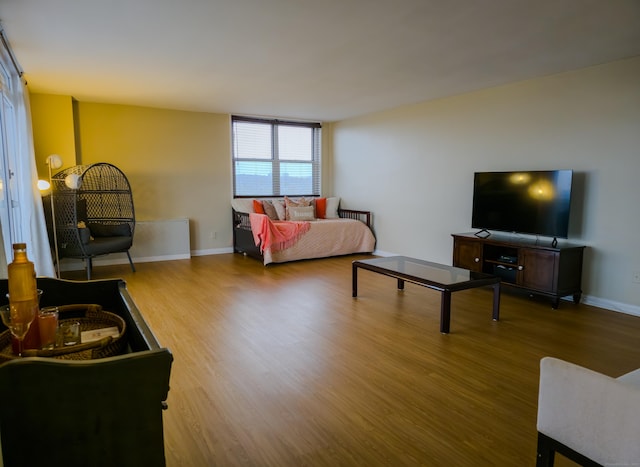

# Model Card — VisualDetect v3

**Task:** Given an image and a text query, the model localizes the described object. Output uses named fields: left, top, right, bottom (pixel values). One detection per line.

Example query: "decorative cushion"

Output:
left=326, top=197, right=340, bottom=219
left=88, top=223, right=131, bottom=238
left=84, top=236, right=133, bottom=255
left=315, top=197, right=327, bottom=219
left=287, top=205, right=315, bottom=221
left=284, top=196, right=311, bottom=220
left=253, top=199, right=265, bottom=214
left=262, top=200, right=279, bottom=220
left=272, top=199, right=286, bottom=220
left=284, top=196, right=311, bottom=207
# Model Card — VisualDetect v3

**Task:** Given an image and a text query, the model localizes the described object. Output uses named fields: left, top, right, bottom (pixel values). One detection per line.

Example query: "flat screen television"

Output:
left=471, top=170, right=573, bottom=239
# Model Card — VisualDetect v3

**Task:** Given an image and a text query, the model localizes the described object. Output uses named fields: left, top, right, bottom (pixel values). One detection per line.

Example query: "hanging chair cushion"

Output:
left=83, top=236, right=133, bottom=256
left=88, top=223, right=132, bottom=238
left=60, top=235, right=132, bottom=257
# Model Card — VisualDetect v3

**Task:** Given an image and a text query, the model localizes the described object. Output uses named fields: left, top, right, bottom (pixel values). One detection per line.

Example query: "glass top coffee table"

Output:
left=352, top=256, right=501, bottom=334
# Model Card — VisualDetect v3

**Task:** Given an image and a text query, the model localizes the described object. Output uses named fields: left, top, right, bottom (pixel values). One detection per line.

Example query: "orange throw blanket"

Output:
left=249, top=213, right=311, bottom=254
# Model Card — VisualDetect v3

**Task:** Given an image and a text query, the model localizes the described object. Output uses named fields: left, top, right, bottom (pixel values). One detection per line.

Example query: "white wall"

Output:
left=333, top=57, right=640, bottom=314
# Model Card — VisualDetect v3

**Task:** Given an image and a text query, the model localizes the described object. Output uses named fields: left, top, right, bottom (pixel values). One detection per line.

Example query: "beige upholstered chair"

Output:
left=536, top=356, right=640, bottom=466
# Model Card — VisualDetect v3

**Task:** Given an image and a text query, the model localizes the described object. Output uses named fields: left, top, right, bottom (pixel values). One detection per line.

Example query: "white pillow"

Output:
left=325, top=197, right=340, bottom=218
left=231, top=198, right=255, bottom=213
left=287, top=205, right=315, bottom=221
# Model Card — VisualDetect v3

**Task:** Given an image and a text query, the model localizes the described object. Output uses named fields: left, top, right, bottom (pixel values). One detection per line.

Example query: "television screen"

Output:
left=471, top=170, right=573, bottom=238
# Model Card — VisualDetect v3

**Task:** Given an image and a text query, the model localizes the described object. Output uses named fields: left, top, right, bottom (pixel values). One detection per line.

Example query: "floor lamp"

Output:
left=46, top=154, right=63, bottom=277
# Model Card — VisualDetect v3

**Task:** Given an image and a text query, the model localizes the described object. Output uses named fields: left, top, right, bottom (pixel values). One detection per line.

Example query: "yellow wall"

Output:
left=29, top=94, right=77, bottom=179
left=76, top=102, right=232, bottom=252
left=31, top=97, right=233, bottom=253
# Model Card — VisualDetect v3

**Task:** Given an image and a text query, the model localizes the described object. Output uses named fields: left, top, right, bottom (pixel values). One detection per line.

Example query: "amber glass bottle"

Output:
left=8, top=243, right=40, bottom=352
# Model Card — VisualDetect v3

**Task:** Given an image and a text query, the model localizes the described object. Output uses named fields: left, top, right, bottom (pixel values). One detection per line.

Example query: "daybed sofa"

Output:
left=232, top=197, right=375, bottom=265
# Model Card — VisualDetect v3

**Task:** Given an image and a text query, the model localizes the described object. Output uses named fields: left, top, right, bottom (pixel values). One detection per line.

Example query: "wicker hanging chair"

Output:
left=50, top=163, right=136, bottom=279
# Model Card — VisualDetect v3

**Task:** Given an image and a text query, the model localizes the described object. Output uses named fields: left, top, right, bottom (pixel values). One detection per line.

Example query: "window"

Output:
left=232, top=116, right=321, bottom=197
left=0, top=30, right=55, bottom=276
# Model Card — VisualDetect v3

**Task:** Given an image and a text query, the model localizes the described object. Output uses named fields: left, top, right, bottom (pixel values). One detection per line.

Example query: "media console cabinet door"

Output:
left=453, top=237, right=483, bottom=272
left=518, top=248, right=557, bottom=292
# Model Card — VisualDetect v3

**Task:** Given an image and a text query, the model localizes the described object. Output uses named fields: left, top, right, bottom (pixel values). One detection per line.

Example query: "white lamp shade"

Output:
left=64, top=173, right=82, bottom=189
left=46, top=154, right=63, bottom=169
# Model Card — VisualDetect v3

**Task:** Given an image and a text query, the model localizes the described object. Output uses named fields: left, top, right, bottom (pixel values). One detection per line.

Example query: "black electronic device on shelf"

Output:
left=498, top=254, right=518, bottom=264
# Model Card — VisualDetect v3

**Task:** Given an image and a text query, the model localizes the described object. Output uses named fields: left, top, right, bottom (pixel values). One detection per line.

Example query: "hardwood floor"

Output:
left=63, top=254, right=640, bottom=466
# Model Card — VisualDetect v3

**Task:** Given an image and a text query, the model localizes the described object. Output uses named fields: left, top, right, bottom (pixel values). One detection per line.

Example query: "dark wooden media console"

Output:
left=452, top=233, right=585, bottom=308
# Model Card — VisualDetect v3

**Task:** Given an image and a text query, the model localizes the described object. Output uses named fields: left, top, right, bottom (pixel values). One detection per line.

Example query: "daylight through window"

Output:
left=232, top=116, right=321, bottom=197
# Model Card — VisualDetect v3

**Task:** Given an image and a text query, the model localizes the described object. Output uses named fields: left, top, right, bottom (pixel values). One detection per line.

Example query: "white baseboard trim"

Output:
left=580, top=294, right=640, bottom=317
left=132, top=254, right=191, bottom=263
left=191, top=247, right=234, bottom=256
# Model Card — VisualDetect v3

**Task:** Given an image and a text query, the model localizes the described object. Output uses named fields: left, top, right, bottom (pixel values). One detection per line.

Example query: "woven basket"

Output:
left=0, top=304, right=127, bottom=362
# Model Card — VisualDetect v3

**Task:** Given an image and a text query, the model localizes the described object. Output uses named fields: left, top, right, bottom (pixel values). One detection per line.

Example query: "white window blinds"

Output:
left=232, top=116, right=321, bottom=197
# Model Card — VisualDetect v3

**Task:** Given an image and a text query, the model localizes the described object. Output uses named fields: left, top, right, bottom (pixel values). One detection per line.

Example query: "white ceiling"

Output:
left=2, top=0, right=640, bottom=122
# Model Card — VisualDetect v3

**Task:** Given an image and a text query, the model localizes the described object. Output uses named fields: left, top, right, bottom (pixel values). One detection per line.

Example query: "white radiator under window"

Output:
left=60, top=218, right=190, bottom=271
left=129, top=218, right=190, bottom=262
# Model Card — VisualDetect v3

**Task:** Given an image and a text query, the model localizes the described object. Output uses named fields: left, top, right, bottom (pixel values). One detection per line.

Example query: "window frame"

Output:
left=232, top=115, right=321, bottom=198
